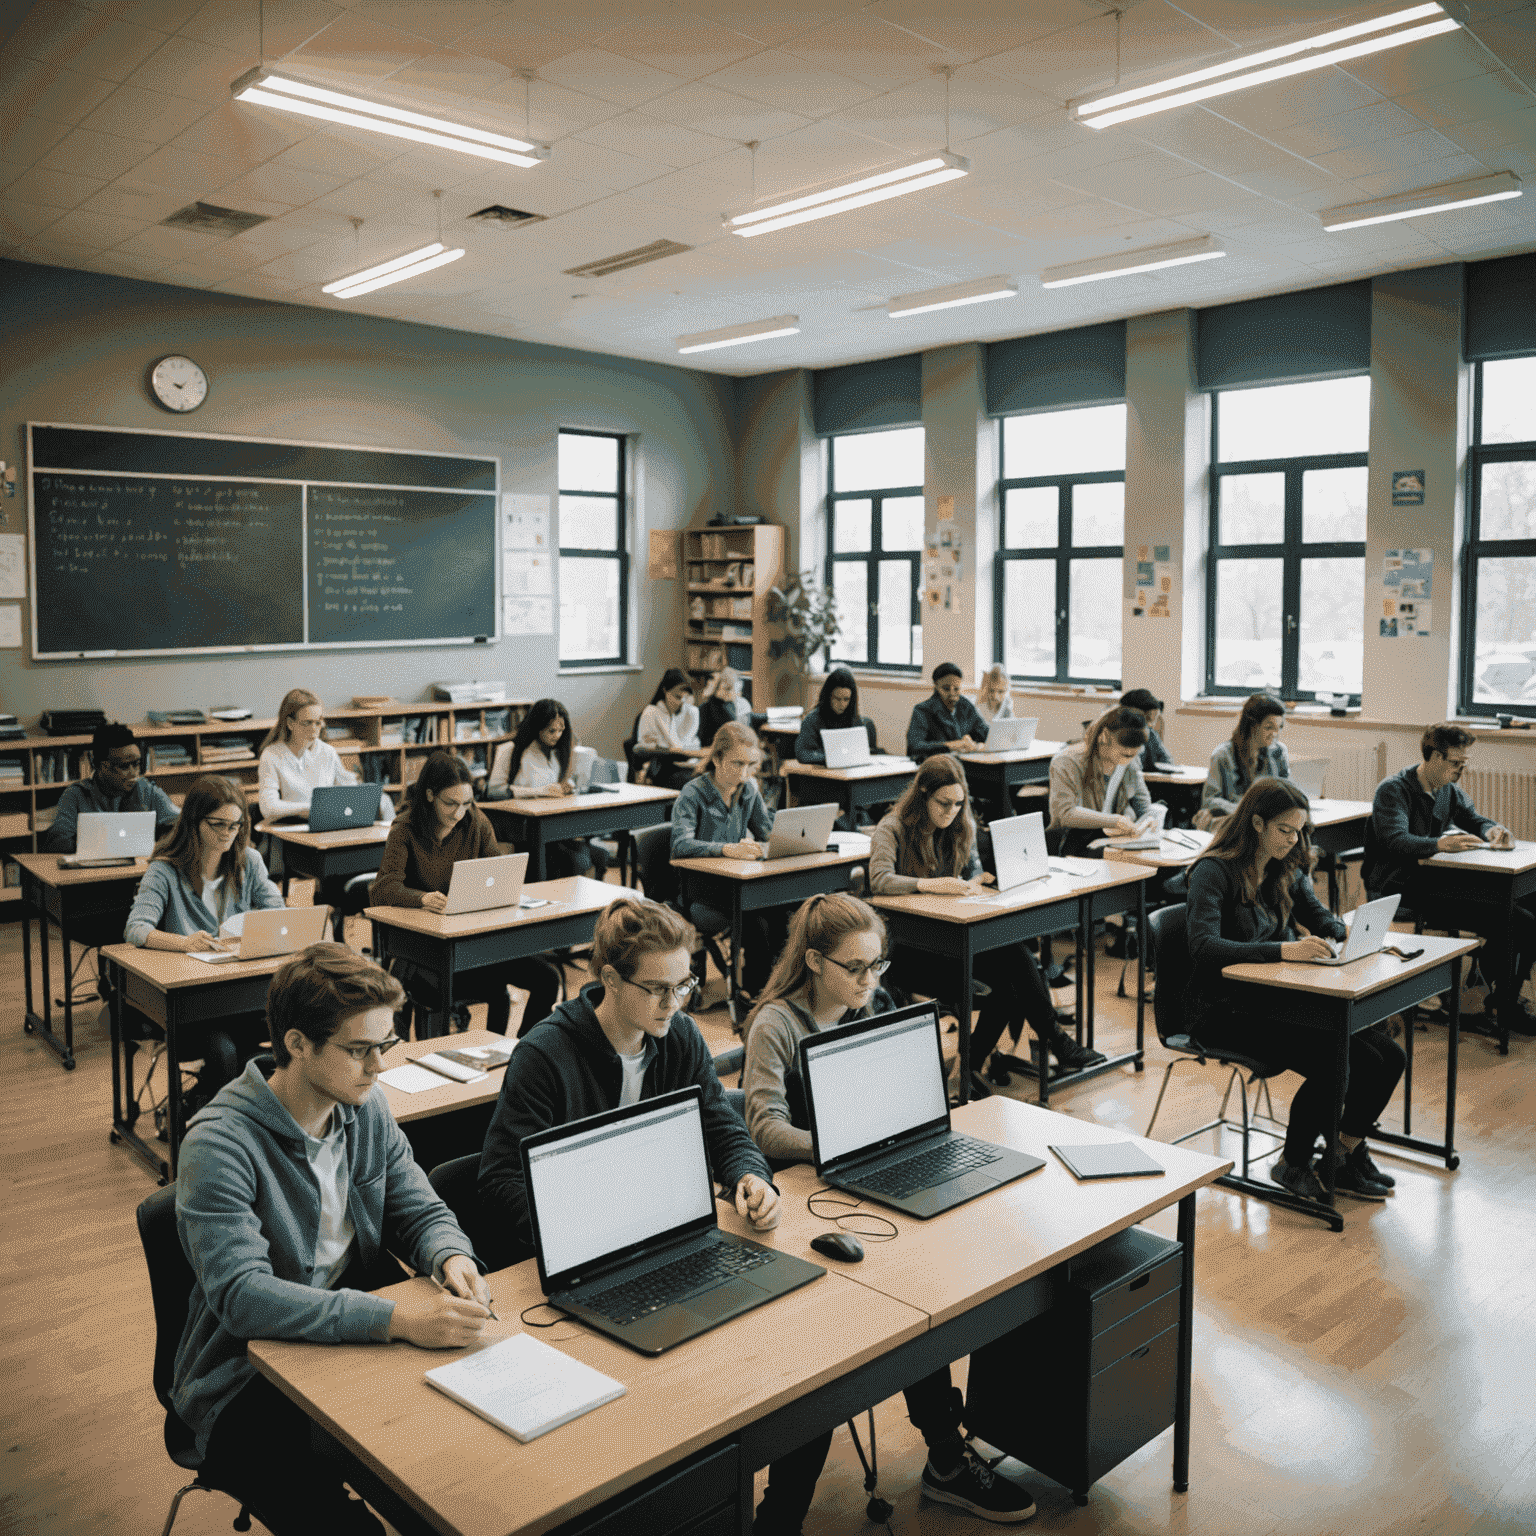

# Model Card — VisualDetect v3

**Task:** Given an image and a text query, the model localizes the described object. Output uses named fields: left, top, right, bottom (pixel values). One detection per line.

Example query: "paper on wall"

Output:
left=501, top=495, right=550, bottom=551
left=0, top=605, right=20, bottom=648
left=503, top=596, right=553, bottom=635
left=0, top=535, right=25, bottom=599
left=504, top=552, right=552, bottom=595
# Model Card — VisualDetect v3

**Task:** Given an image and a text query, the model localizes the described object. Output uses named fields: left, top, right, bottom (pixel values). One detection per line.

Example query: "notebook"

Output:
left=1049, top=1142, right=1164, bottom=1180
left=424, top=1333, right=625, bottom=1443
left=1290, top=758, right=1329, bottom=799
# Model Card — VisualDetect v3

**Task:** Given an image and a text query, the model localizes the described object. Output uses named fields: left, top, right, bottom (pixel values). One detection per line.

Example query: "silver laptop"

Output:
left=1310, top=894, right=1401, bottom=965
left=442, top=852, right=528, bottom=916
left=306, top=783, right=382, bottom=832
left=188, top=904, right=332, bottom=964
left=991, top=811, right=1051, bottom=892
left=1290, top=758, right=1329, bottom=799
left=765, top=804, right=839, bottom=860
left=822, top=726, right=872, bottom=769
left=976, top=717, right=1038, bottom=753
left=521, top=1087, right=825, bottom=1356
left=799, top=1002, right=1046, bottom=1219
left=62, top=811, right=156, bottom=867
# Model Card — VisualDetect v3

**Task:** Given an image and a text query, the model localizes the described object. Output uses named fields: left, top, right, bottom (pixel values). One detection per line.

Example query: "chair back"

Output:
left=1146, top=904, right=1192, bottom=1050
left=428, top=1154, right=526, bottom=1275
left=589, top=755, right=623, bottom=785
left=135, top=1184, right=202, bottom=1463
left=633, top=824, right=680, bottom=905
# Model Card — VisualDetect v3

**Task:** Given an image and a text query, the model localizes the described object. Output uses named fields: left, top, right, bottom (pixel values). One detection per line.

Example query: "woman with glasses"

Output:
left=123, top=775, right=286, bottom=1105
left=371, top=751, right=560, bottom=1038
left=872, top=756, right=1103, bottom=1093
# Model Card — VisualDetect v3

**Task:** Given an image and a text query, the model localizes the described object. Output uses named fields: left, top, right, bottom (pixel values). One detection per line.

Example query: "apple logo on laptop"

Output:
left=343, top=806, right=353, bottom=816
left=279, top=925, right=288, bottom=937
left=486, top=876, right=495, bottom=886
left=117, top=829, right=126, bottom=838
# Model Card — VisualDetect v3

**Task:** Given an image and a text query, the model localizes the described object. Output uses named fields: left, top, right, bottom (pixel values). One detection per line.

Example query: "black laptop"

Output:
left=799, top=1002, right=1045, bottom=1219
left=306, top=783, right=382, bottom=832
left=520, top=1087, right=826, bottom=1356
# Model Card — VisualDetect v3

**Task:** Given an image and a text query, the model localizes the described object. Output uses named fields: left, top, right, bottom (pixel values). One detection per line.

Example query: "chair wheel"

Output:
left=109, top=1130, right=119, bottom=1144
left=1448, top=1155, right=1461, bottom=1170
left=867, top=1496, right=893, bottom=1521
left=233, top=1510, right=252, bottom=1532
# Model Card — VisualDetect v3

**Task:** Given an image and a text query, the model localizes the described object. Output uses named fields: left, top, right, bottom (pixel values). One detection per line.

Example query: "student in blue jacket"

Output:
left=174, top=944, right=488, bottom=1536
left=906, top=661, right=989, bottom=762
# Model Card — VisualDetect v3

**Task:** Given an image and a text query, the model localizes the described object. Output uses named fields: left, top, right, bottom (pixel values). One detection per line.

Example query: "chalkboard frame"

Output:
left=27, top=421, right=501, bottom=660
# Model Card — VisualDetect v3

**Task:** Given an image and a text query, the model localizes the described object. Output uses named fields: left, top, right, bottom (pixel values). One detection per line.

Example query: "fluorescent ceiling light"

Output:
left=1040, top=236, right=1226, bottom=289
left=729, top=154, right=968, bottom=238
left=1319, top=171, right=1522, bottom=230
left=888, top=276, right=1019, bottom=319
left=677, top=316, right=800, bottom=354
left=324, top=243, right=466, bottom=299
left=1075, top=4, right=1458, bottom=129
left=232, top=68, right=547, bottom=168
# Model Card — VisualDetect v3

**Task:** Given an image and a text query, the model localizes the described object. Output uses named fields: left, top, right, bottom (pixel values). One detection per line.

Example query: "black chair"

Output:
left=427, top=1154, right=528, bottom=1274
left=135, top=1185, right=259, bottom=1536
left=632, top=823, right=737, bottom=1021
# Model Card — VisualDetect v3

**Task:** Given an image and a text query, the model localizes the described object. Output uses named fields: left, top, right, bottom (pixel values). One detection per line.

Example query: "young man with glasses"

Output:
left=173, top=943, right=490, bottom=1536
left=43, top=721, right=179, bottom=852
left=1364, top=722, right=1535, bottom=1036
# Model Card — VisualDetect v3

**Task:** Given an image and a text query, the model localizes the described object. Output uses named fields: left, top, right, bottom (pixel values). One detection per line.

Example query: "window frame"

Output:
left=1203, top=386, right=1367, bottom=704
left=824, top=434, right=923, bottom=674
left=1458, top=359, right=1536, bottom=719
left=556, top=428, right=629, bottom=669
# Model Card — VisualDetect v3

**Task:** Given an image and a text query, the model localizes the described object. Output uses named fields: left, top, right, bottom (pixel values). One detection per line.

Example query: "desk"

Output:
left=380, top=1028, right=510, bottom=1170
left=670, top=849, right=867, bottom=1017
left=869, top=859, right=1154, bottom=1106
left=957, top=741, right=1063, bottom=823
left=16, top=852, right=149, bottom=1070
left=1416, top=841, right=1536, bottom=1056
left=101, top=941, right=288, bottom=1183
left=257, top=820, right=391, bottom=901
left=1142, top=766, right=1206, bottom=826
left=1222, top=932, right=1479, bottom=1226
left=781, top=759, right=918, bottom=825
left=248, top=1096, right=1232, bottom=1536
left=758, top=721, right=800, bottom=778
left=367, top=877, right=619, bottom=1035
left=480, top=783, right=677, bottom=883
left=1308, top=799, right=1373, bottom=913
left=1103, top=831, right=1212, bottom=870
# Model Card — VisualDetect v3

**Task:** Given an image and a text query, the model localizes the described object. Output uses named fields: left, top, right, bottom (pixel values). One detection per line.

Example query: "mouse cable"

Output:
left=806, top=1188, right=898, bottom=1241
left=518, top=1302, right=586, bottom=1342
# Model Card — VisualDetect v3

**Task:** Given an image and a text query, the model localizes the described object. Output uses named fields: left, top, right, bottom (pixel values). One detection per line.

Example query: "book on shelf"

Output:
left=483, top=707, right=510, bottom=737
left=209, top=708, right=252, bottom=721
left=147, top=709, right=206, bottom=725
left=433, top=680, right=508, bottom=703
left=454, top=720, right=480, bottom=742
left=324, top=725, right=358, bottom=742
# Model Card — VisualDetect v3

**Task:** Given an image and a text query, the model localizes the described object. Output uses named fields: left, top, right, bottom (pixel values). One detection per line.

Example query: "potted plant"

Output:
left=767, top=572, right=842, bottom=702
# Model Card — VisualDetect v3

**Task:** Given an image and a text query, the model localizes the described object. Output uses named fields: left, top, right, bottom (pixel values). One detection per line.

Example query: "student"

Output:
left=636, top=667, right=700, bottom=789
left=1186, top=777, right=1404, bottom=1201
left=906, top=662, right=989, bottom=762
left=1121, top=688, right=1175, bottom=774
left=1199, top=692, right=1289, bottom=827
left=370, top=751, right=560, bottom=1037
left=698, top=667, right=762, bottom=748
left=670, top=721, right=787, bottom=998
left=44, top=721, right=179, bottom=853
left=1363, top=723, right=1533, bottom=1036
left=122, top=775, right=285, bottom=1107
left=793, top=667, right=878, bottom=765
left=741, top=892, right=1038, bottom=1530
left=871, top=755, right=1103, bottom=1086
left=973, top=663, right=1015, bottom=724
left=485, top=699, right=608, bottom=880
left=174, top=943, right=489, bottom=1536
left=1048, top=707, right=1152, bottom=858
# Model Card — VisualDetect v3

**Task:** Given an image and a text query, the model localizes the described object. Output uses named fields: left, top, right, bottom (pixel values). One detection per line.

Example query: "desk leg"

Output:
left=1135, top=879, right=1146, bottom=1068
left=1445, top=957, right=1461, bottom=1170
left=1173, top=1192, right=1195, bottom=1494
left=1322, top=1006, right=1348, bottom=1211
left=108, top=958, right=124, bottom=1142
left=21, top=873, right=35, bottom=1030
left=441, top=944, right=457, bottom=1041
left=60, top=923, right=75, bottom=1067
left=730, top=890, right=745, bottom=1024
left=1402, top=982, right=1414, bottom=1137
left=1498, top=889, right=1513, bottom=1056
left=166, top=997, right=185, bottom=1180
left=529, top=825, right=547, bottom=884
left=1086, top=903, right=1098, bottom=1051
left=956, top=928, right=974, bottom=1107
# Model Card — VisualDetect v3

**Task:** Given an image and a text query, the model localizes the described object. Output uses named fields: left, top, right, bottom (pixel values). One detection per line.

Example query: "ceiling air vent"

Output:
left=160, top=202, right=270, bottom=237
left=467, top=204, right=545, bottom=228
left=563, top=239, right=692, bottom=279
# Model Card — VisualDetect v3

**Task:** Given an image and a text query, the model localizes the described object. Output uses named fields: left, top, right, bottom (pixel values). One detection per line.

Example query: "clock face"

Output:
left=150, top=354, right=208, bottom=412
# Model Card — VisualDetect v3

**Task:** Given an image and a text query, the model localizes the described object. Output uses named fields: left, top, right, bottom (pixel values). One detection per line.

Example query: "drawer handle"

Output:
left=1130, top=1345, right=1151, bottom=1360
left=1128, top=1274, right=1150, bottom=1292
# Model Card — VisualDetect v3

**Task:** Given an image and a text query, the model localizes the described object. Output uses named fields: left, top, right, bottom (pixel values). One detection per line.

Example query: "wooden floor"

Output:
left=1, top=890, right=1534, bottom=1536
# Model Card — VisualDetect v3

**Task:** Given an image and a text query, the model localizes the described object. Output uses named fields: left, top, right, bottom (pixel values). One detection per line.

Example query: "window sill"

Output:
left=558, top=664, right=644, bottom=677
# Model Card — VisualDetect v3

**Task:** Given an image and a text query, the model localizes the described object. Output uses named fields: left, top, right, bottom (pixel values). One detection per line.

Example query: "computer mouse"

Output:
left=810, top=1232, right=864, bottom=1263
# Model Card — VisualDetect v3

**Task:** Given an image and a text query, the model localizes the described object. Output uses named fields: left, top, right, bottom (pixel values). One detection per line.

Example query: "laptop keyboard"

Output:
left=580, top=1242, right=775, bottom=1326
left=855, top=1136, right=1003, bottom=1198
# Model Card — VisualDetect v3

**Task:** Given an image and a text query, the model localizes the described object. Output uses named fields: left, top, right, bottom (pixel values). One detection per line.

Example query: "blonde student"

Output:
left=973, top=663, right=1015, bottom=724
left=1048, top=706, right=1152, bottom=858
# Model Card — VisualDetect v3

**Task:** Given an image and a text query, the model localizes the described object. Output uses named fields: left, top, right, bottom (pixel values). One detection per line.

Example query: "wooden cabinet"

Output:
left=683, top=525, right=784, bottom=707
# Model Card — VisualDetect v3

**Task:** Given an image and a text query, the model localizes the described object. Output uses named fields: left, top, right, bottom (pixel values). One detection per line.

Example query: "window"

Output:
left=1206, top=376, right=1369, bottom=702
left=996, top=403, right=1126, bottom=686
left=826, top=426, right=924, bottom=670
left=557, top=430, right=628, bottom=667
left=1461, top=356, right=1536, bottom=716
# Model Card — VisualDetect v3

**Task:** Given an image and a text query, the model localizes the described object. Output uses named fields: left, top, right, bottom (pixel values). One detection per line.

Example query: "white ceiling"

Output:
left=2, top=0, right=1533, bottom=376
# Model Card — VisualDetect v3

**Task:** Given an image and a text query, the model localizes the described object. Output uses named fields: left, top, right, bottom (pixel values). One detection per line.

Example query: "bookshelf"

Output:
left=683, top=525, right=785, bottom=708
left=0, top=699, right=532, bottom=904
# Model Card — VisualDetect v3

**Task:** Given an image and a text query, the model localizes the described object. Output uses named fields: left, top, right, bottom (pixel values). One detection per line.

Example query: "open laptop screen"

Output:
left=803, top=1005, right=948, bottom=1167
left=526, top=1093, right=716, bottom=1282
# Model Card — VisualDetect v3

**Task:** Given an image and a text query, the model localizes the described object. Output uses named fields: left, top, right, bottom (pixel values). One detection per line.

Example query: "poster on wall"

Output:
left=1131, top=543, right=1173, bottom=618
left=1381, top=548, right=1433, bottom=637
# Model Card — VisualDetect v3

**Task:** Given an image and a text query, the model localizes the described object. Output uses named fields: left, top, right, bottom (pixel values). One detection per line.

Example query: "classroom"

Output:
left=2, top=2, right=1534, bottom=1534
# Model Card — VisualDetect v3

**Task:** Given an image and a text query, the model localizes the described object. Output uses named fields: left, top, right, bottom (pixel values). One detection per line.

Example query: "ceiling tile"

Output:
left=284, top=12, right=435, bottom=81
left=1264, top=98, right=1431, bottom=159
left=458, top=76, right=620, bottom=141
left=271, top=133, right=399, bottom=179
left=122, top=143, right=240, bottom=193
left=122, top=34, right=250, bottom=104
left=73, top=0, right=208, bottom=29
left=227, top=218, right=331, bottom=256
left=76, top=85, right=211, bottom=146
left=1330, top=151, right=1499, bottom=201
left=43, top=208, right=151, bottom=248
left=700, top=51, right=880, bottom=120
left=345, top=1, right=507, bottom=47
left=1309, top=128, right=1484, bottom=182
left=0, top=199, right=64, bottom=239
left=1, top=58, right=121, bottom=126
left=75, top=180, right=191, bottom=221
left=596, top=17, right=763, bottom=81
left=691, top=1, right=869, bottom=51
left=0, top=115, right=74, bottom=168
left=536, top=47, right=686, bottom=109
left=781, top=14, right=952, bottom=91
left=175, top=0, right=346, bottom=59
left=540, top=138, right=662, bottom=193
left=640, top=81, right=810, bottom=142
left=38, top=127, right=158, bottom=182
left=1440, top=104, right=1536, bottom=171
left=1205, top=68, right=1384, bottom=136
left=2, top=163, right=107, bottom=209
left=1123, top=109, right=1297, bottom=177
left=175, top=99, right=320, bottom=162
left=1470, top=7, right=1536, bottom=91
left=117, top=222, right=233, bottom=259
left=207, top=271, right=309, bottom=298
left=216, top=162, right=352, bottom=208
left=447, top=15, right=589, bottom=73
left=383, top=48, right=518, bottom=110
left=9, top=5, right=169, bottom=82
left=1337, top=28, right=1495, bottom=99
left=828, top=66, right=1066, bottom=156
left=574, top=113, right=738, bottom=169
left=1395, top=70, right=1533, bottom=132
left=863, top=0, right=1079, bottom=64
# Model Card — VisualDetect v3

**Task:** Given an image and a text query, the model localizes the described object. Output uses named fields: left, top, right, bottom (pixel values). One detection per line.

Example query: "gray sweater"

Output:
left=1201, top=739, right=1291, bottom=817
left=125, top=847, right=283, bottom=945
left=1048, top=741, right=1152, bottom=830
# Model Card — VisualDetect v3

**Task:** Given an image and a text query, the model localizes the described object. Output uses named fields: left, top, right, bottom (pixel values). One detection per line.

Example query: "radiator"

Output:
left=1306, top=743, right=1389, bottom=803
left=1462, top=766, right=1536, bottom=842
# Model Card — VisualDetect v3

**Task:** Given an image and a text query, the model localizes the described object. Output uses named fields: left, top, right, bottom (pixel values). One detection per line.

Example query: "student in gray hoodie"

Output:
left=174, top=943, right=489, bottom=1535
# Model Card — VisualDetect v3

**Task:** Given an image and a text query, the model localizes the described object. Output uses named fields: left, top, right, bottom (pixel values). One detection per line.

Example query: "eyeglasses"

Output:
left=820, top=954, right=891, bottom=983
left=204, top=817, right=244, bottom=833
left=620, top=975, right=698, bottom=1007
left=332, top=1036, right=400, bottom=1062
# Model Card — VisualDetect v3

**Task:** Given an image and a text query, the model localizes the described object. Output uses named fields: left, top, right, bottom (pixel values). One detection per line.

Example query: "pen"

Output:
left=435, top=1271, right=499, bottom=1321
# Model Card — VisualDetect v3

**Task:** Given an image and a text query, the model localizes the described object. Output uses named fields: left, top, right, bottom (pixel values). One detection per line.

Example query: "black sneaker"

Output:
left=1271, top=1157, right=1330, bottom=1203
left=1050, top=1029, right=1108, bottom=1073
left=1321, top=1149, right=1389, bottom=1202
left=921, top=1449, right=1036, bottom=1523
left=986, top=1054, right=1013, bottom=1087
left=1348, top=1141, right=1395, bottom=1190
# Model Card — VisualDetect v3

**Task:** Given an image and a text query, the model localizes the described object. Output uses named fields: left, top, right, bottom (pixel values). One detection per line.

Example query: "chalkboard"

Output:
left=28, top=424, right=499, bottom=658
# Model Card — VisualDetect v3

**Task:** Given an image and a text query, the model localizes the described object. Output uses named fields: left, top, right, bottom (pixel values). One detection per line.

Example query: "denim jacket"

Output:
left=125, top=847, right=283, bottom=945
left=1201, top=740, right=1291, bottom=817
left=670, top=772, right=773, bottom=859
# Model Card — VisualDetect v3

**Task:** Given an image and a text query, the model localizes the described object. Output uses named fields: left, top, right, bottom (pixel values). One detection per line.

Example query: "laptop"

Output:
left=990, top=811, right=1051, bottom=893
left=442, top=852, right=528, bottom=916
left=822, top=726, right=872, bottom=769
left=975, top=717, right=1038, bottom=753
left=61, top=811, right=155, bottom=867
left=1310, top=894, right=1401, bottom=965
left=306, top=783, right=383, bottom=832
left=187, top=903, right=332, bottom=964
left=1290, top=758, right=1329, bottom=799
left=799, top=1002, right=1045, bottom=1219
left=521, top=1087, right=826, bottom=1356
left=765, top=804, right=839, bottom=860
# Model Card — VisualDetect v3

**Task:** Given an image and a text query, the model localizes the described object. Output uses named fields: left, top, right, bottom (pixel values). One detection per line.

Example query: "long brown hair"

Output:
left=260, top=688, right=321, bottom=753
left=1231, top=693, right=1286, bottom=786
left=744, top=893, right=886, bottom=1038
left=1197, top=776, right=1313, bottom=928
left=889, top=756, right=976, bottom=878
left=1077, top=706, right=1148, bottom=811
left=695, top=718, right=760, bottom=778
left=150, top=775, right=252, bottom=911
